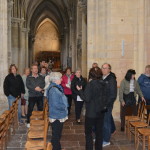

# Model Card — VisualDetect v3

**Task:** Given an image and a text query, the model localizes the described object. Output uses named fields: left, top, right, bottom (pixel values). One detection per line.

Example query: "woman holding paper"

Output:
left=61, top=67, right=74, bottom=115
left=71, top=69, right=86, bottom=124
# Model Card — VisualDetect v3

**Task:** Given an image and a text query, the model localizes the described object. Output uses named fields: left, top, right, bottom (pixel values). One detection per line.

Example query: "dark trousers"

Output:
left=85, top=114, right=104, bottom=150
left=65, top=94, right=72, bottom=115
left=27, top=96, right=43, bottom=123
left=74, top=100, right=84, bottom=120
left=120, top=104, right=137, bottom=128
left=111, top=114, right=116, bottom=133
left=51, top=120, right=63, bottom=150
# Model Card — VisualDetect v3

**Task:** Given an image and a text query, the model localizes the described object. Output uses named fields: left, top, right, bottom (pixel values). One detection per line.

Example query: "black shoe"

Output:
left=121, top=127, right=125, bottom=132
left=21, top=115, right=26, bottom=119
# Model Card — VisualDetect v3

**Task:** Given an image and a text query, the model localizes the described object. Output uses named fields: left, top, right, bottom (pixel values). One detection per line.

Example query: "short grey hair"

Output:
left=49, top=72, right=62, bottom=83
left=75, top=68, right=81, bottom=73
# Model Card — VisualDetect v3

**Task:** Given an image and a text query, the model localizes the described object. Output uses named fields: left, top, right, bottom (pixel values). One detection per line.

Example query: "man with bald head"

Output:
left=101, top=63, right=117, bottom=147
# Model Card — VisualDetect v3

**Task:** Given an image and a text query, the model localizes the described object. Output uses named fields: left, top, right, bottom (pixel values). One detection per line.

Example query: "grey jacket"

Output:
left=26, top=74, right=45, bottom=97
left=119, top=79, right=143, bottom=103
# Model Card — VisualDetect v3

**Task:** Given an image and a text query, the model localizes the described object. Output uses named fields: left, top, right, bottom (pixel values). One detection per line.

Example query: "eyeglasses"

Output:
left=102, top=67, right=110, bottom=70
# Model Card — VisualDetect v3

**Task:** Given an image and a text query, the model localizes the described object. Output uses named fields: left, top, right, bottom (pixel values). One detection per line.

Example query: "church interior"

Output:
left=0, top=0, right=150, bottom=149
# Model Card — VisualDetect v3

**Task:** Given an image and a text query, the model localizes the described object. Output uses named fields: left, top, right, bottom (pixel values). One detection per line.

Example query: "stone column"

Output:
left=133, top=0, right=146, bottom=76
left=7, top=0, right=13, bottom=65
left=11, top=18, right=19, bottom=66
left=78, top=0, right=87, bottom=77
left=0, top=0, right=8, bottom=100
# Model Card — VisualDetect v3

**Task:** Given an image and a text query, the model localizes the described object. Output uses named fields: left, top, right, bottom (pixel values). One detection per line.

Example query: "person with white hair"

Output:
left=47, top=72, right=68, bottom=150
left=71, top=69, right=87, bottom=124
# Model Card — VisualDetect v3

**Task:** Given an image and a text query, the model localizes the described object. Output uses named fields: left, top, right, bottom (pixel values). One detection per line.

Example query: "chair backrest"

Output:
left=138, top=101, right=146, bottom=118
left=43, top=120, right=49, bottom=150
left=46, top=142, right=52, bottom=150
left=0, top=111, right=10, bottom=142
left=43, top=99, right=49, bottom=119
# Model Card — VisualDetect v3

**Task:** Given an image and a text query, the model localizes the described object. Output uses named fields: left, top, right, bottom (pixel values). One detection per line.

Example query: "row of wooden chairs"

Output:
left=0, top=98, right=19, bottom=150
left=125, top=101, right=150, bottom=150
left=25, top=98, right=52, bottom=150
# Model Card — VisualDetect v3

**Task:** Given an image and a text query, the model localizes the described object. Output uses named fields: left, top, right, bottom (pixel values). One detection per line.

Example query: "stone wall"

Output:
left=87, top=0, right=149, bottom=85
left=33, top=19, right=60, bottom=61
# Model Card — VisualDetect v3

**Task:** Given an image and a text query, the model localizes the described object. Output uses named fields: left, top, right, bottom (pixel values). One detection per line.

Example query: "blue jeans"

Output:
left=7, top=95, right=21, bottom=122
left=103, top=108, right=114, bottom=142
left=111, top=114, right=116, bottom=133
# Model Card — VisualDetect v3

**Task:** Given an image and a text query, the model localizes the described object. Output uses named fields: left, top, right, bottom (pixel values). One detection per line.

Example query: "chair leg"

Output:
left=134, top=128, right=137, bottom=145
left=142, top=136, right=145, bottom=150
left=136, top=132, right=140, bottom=150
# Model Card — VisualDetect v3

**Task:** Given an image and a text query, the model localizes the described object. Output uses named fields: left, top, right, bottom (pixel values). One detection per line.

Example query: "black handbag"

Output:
left=123, top=92, right=136, bottom=106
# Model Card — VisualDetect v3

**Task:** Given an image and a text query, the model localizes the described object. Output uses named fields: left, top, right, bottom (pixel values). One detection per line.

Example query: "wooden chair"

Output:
left=0, top=110, right=10, bottom=150
left=129, top=106, right=150, bottom=145
left=25, top=119, right=49, bottom=150
left=31, top=98, right=48, bottom=120
left=46, top=142, right=52, bottom=150
left=148, top=135, right=150, bottom=150
left=136, top=114, right=150, bottom=150
left=30, top=103, right=48, bottom=127
left=125, top=101, right=145, bottom=137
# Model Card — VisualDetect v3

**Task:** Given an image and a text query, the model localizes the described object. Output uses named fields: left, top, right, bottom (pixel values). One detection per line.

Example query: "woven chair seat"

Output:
left=25, top=140, right=44, bottom=149
left=30, top=120, right=44, bottom=126
left=130, top=121, right=148, bottom=128
left=138, top=128, right=150, bottom=135
left=28, top=130, right=44, bottom=138
left=32, top=111, right=43, bottom=115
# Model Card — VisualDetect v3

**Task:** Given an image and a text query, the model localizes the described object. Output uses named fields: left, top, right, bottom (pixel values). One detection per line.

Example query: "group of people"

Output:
left=3, top=61, right=150, bottom=150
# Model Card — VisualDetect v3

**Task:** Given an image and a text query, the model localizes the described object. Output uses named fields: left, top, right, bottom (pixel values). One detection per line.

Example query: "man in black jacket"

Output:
left=26, top=64, right=45, bottom=127
left=101, top=63, right=117, bottom=147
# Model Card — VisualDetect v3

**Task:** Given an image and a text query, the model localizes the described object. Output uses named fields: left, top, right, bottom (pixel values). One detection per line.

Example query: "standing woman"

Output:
left=3, top=64, right=25, bottom=123
left=21, top=67, right=30, bottom=118
left=61, top=67, right=74, bottom=115
left=119, top=69, right=145, bottom=131
left=71, top=69, right=86, bottom=124
left=77, top=67, right=107, bottom=150
left=47, top=72, right=68, bottom=150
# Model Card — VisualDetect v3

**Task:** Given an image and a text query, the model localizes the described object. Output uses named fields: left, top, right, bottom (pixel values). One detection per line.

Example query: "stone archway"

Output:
left=33, top=18, right=61, bottom=69
left=27, top=0, right=74, bottom=70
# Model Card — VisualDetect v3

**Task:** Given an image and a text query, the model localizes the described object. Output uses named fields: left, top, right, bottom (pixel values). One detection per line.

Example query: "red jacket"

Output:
left=61, top=74, right=74, bottom=95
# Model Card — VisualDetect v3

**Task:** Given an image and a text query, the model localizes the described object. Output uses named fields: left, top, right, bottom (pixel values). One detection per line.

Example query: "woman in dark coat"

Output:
left=3, top=64, right=25, bottom=123
left=77, top=67, right=107, bottom=150
left=71, top=69, right=86, bottom=123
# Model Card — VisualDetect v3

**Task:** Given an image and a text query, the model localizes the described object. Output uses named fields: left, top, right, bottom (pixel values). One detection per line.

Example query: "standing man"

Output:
left=138, top=65, right=150, bottom=107
left=101, top=63, right=117, bottom=147
left=26, top=64, right=45, bottom=127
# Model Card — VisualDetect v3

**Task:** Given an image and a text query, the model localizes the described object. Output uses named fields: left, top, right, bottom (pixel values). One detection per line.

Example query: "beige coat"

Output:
left=119, top=79, right=143, bottom=103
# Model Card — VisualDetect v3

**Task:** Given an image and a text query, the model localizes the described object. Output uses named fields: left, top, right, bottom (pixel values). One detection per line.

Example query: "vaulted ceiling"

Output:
left=23, top=0, right=77, bottom=36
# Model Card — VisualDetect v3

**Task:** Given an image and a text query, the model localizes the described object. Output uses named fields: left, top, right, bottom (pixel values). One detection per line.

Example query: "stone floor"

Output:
left=5, top=118, right=141, bottom=150
left=0, top=94, right=144, bottom=150
left=5, top=109, right=143, bottom=150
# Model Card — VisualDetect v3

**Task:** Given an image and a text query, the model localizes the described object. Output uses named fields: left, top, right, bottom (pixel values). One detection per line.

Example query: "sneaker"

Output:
left=27, top=123, right=30, bottom=128
left=103, top=141, right=110, bottom=147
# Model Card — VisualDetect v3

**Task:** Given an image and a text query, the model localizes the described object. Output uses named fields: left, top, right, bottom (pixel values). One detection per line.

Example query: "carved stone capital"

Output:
left=78, top=0, right=87, bottom=14
left=7, top=0, right=14, bottom=10
left=11, top=17, right=25, bottom=28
